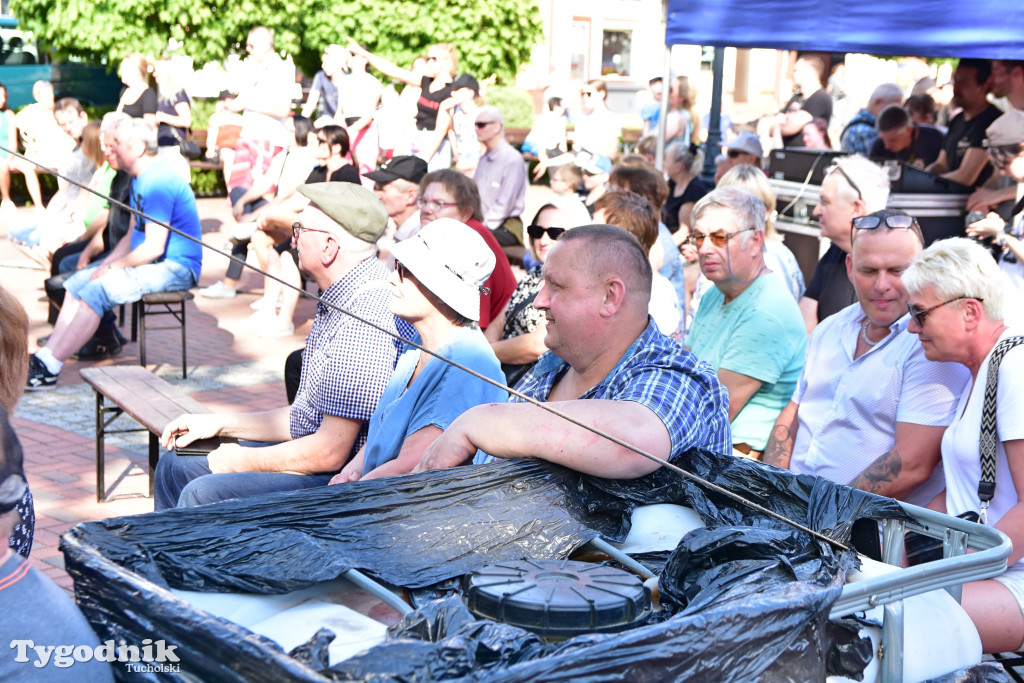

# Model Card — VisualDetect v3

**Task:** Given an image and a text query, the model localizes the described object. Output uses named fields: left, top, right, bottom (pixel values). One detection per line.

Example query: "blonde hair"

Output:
left=0, top=284, right=28, bottom=413
left=120, top=53, right=150, bottom=83
left=718, top=164, right=778, bottom=238
left=430, top=43, right=458, bottom=75
left=675, top=76, right=701, bottom=146
left=902, top=238, right=1006, bottom=321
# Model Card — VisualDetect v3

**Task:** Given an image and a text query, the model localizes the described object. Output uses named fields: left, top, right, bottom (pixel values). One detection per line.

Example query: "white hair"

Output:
left=870, top=83, right=904, bottom=107
left=115, top=117, right=158, bottom=155
left=902, top=237, right=1006, bottom=321
left=692, top=185, right=766, bottom=250
left=831, top=154, right=890, bottom=212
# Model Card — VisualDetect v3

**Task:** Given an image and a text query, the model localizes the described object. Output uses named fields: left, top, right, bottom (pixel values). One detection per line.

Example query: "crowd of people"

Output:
left=4, top=31, right=1024, bottom=670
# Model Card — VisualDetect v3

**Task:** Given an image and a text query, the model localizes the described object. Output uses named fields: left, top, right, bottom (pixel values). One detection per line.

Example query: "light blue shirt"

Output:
left=687, top=272, right=806, bottom=450
left=362, top=327, right=508, bottom=475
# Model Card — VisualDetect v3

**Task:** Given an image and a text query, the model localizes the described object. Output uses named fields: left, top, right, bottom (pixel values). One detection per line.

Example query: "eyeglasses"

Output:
left=726, top=149, right=746, bottom=159
left=475, top=121, right=497, bottom=129
left=292, top=222, right=333, bottom=240
left=906, top=296, right=982, bottom=328
left=527, top=224, right=566, bottom=240
left=395, top=261, right=411, bottom=283
left=851, top=213, right=924, bottom=244
left=416, top=196, right=458, bottom=212
left=827, top=164, right=863, bottom=201
left=687, top=227, right=756, bottom=248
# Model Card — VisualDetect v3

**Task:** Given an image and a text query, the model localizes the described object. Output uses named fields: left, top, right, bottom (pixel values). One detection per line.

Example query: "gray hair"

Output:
left=691, top=185, right=767, bottom=249
left=100, top=111, right=131, bottom=138
left=831, top=155, right=890, bottom=212
left=665, top=139, right=695, bottom=170
left=902, top=238, right=1005, bottom=321
left=476, top=105, right=503, bottom=127
left=870, top=83, right=904, bottom=108
left=114, top=117, right=158, bottom=155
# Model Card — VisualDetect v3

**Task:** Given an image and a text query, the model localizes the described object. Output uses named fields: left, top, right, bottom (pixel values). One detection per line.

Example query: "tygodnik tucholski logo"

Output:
left=10, top=638, right=181, bottom=673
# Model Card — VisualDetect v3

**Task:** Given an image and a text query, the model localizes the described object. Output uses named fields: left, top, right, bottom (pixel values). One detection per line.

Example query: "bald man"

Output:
left=474, top=105, right=527, bottom=257
left=414, top=224, right=730, bottom=479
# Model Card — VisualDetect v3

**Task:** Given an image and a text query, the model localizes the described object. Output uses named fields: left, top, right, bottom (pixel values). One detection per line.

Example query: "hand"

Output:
left=679, top=242, right=698, bottom=263
left=207, top=443, right=248, bottom=474
left=532, top=161, right=548, bottom=182
left=966, top=188, right=1000, bottom=213
left=89, top=265, right=110, bottom=281
left=411, top=422, right=478, bottom=473
left=231, top=201, right=246, bottom=221
left=76, top=255, right=90, bottom=270
left=345, top=38, right=368, bottom=58
left=161, top=413, right=223, bottom=451
left=328, top=468, right=361, bottom=486
left=965, top=213, right=1005, bottom=241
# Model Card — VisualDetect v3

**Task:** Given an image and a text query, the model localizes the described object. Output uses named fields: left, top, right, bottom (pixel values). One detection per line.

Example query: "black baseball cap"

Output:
left=365, top=155, right=429, bottom=185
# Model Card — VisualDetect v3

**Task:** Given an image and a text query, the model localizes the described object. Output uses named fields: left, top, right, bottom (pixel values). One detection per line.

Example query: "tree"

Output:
left=10, top=0, right=543, bottom=84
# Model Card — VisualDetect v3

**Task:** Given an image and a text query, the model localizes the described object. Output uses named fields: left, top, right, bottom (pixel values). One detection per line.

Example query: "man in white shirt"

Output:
left=763, top=210, right=970, bottom=506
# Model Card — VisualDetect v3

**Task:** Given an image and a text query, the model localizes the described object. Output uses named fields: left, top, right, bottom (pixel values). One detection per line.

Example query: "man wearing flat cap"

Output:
left=155, top=183, right=403, bottom=508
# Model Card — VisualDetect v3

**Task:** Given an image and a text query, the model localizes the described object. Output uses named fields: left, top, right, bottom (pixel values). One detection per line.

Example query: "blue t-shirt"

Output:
left=311, top=70, right=339, bottom=120
left=686, top=272, right=806, bottom=450
left=129, top=158, right=203, bottom=279
left=362, top=326, right=508, bottom=475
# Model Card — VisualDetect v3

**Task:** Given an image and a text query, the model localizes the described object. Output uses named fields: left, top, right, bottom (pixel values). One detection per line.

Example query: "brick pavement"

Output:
left=1, top=197, right=312, bottom=593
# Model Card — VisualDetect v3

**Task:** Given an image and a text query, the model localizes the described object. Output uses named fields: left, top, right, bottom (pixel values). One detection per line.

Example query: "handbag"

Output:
left=905, top=335, right=1024, bottom=565
left=171, top=128, right=201, bottom=160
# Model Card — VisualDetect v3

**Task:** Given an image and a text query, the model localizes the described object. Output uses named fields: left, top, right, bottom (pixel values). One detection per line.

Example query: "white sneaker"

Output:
left=198, top=281, right=237, bottom=299
left=250, top=296, right=279, bottom=312
left=0, top=200, right=16, bottom=213
left=238, top=310, right=275, bottom=329
left=258, top=318, right=295, bottom=338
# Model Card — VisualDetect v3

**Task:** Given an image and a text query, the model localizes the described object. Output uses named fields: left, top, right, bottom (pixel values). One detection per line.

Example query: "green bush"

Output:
left=484, top=86, right=534, bottom=130
left=190, top=167, right=225, bottom=197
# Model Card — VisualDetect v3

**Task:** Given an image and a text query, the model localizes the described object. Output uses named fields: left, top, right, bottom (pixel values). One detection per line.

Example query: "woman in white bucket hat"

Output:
left=329, top=218, right=508, bottom=483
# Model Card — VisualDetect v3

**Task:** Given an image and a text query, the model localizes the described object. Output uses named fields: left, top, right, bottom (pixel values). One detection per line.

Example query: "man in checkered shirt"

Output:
left=414, top=224, right=732, bottom=479
left=154, top=183, right=401, bottom=508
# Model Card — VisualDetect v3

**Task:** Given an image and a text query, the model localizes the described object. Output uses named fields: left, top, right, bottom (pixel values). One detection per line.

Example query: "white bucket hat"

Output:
left=390, top=218, right=496, bottom=322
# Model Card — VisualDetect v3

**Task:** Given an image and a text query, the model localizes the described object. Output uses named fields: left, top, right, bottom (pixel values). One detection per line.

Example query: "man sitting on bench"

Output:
left=26, top=118, right=202, bottom=390
left=154, top=183, right=402, bottom=508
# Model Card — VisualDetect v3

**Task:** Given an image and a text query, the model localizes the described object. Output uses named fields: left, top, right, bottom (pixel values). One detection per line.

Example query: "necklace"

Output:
left=861, top=320, right=883, bottom=346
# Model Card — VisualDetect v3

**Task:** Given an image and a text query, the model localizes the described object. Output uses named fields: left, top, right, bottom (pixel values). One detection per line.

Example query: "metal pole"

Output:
left=655, top=44, right=672, bottom=170
left=700, top=47, right=725, bottom=185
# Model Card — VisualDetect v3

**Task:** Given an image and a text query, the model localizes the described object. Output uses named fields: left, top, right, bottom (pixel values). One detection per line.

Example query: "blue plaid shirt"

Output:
left=508, top=320, right=731, bottom=460
left=290, top=257, right=402, bottom=463
left=840, top=109, right=878, bottom=155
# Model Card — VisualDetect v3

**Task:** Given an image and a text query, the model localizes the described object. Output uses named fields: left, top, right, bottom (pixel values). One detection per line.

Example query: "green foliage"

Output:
left=189, top=98, right=219, bottom=131
left=189, top=167, right=225, bottom=197
left=484, top=86, right=534, bottom=130
left=11, top=0, right=544, bottom=84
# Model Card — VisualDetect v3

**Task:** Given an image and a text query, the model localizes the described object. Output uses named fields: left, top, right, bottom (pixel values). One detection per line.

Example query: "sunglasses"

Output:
left=851, top=213, right=924, bottom=244
left=395, top=261, right=411, bottom=283
left=581, top=91, right=596, bottom=97
left=527, top=224, right=566, bottom=240
left=906, top=295, right=982, bottom=328
left=475, top=121, right=497, bottom=129
left=827, top=164, right=863, bottom=201
left=726, top=149, right=746, bottom=159
left=687, top=226, right=755, bottom=248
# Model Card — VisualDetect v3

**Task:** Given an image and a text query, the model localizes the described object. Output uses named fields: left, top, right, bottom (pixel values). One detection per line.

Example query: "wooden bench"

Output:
left=79, top=365, right=230, bottom=502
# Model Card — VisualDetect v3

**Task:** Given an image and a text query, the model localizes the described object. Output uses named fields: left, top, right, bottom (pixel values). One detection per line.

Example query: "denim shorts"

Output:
left=64, top=260, right=197, bottom=316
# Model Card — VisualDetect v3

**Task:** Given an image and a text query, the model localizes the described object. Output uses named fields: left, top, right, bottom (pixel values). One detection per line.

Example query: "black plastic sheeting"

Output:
left=61, top=450, right=1005, bottom=682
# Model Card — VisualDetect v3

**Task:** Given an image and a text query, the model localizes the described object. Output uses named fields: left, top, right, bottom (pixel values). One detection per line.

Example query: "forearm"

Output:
left=491, top=328, right=547, bottom=365
left=463, top=401, right=670, bottom=479
left=762, top=401, right=798, bottom=469
left=218, top=406, right=293, bottom=442
left=230, top=431, right=345, bottom=475
left=994, top=504, right=1024, bottom=565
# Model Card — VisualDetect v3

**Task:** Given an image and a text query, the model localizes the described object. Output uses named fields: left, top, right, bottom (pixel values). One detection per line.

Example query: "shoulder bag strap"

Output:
left=978, top=335, right=1024, bottom=521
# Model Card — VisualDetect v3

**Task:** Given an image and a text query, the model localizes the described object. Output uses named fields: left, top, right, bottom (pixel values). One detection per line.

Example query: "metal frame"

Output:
left=129, top=294, right=190, bottom=379
left=92, top=390, right=159, bottom=502
left=830, top=504, right=1012, bottom=683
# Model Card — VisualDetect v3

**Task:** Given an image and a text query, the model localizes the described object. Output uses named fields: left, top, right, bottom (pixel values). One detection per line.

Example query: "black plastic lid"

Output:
left=463, top=558, right=650, bottom=638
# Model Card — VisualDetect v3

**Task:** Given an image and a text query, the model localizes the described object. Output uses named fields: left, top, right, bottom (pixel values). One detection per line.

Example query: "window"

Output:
left=601, top=30, right=631, bottom=78
left=570, top=20, right=590, bottom=81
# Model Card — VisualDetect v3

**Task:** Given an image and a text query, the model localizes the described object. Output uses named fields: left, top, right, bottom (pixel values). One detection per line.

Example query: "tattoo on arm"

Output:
left=849, top=449, right=902, bottom=495
left=762, top=424, right=794, bottom=469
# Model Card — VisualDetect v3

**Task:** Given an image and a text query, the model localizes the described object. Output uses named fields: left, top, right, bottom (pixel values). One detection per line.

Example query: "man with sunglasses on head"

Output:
left=764, top=210, right=969, bottom=506
left=474, top=105, right=527, bottom=261
left=800, top=154, right=890, bottom=333
left=685, top=186, right=806, bottom=459
left=155, top=183, right=403, bottom=508
left=966, top=110, right=1024, bottom=325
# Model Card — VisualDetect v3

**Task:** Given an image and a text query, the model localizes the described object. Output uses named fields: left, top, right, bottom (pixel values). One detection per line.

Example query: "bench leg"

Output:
left=149, top=433, right=159, bottom=497
left=138, top=300, right=147, bottom=369
left=180, top=299, right=187, bottom=379
left=95, top=391, right=105, bottom=503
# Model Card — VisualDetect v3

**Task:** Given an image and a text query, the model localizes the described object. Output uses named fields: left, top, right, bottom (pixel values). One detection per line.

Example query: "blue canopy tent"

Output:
left=660, top=0, right=1024, bottom=177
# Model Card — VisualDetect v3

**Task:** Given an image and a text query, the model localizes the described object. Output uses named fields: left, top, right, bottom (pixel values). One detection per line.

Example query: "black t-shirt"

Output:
left=305, top=164, right=361, bottom=185
left=869, top=124, right=944, bottom=168
left=104, top=170, right=133, bottom=250
left=662, top=176, right=709, bottom=233
left=782, top=89, right=833, bottom=147
left=415, top=76, right=453, bottom=131
left=156, top=89, right=190, bottom=147
left=804, top=243, right=856, bottom=323
left=943, top=104, right=1002, bottom=187
left=119, top=87, right=158, bottom=119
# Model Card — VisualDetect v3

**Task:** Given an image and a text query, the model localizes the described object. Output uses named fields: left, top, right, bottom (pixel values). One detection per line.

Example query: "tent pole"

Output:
left=655, top=45, right=672, bottom=170
left=700, top=47, right=725, bottom=185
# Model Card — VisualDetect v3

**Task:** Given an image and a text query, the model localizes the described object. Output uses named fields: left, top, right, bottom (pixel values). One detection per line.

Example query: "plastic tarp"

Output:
left=62, top=451, right=996, bottom=682
left=665, top=0, right=1024, bottom=60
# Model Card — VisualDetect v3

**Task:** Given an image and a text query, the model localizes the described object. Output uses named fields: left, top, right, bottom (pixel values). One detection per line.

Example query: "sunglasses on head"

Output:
left=851, top=214, right=924, bottom=245
left=827, top=164, right=863, bottom=201
left=527, top=224, right=566, bottom=240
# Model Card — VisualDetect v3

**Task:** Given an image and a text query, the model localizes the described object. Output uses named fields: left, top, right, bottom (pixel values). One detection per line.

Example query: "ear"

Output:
left=845, top=252, right=854, bottom=282
left=321, top=234, right=340, bottom=266
left=962, top=297, right=985, bottom=332
left=600, top=277, right=627, bottom=317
